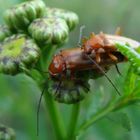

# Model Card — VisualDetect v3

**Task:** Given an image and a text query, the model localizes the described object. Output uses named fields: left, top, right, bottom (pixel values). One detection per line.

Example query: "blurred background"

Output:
left=0, top=0, right=140, bottom=140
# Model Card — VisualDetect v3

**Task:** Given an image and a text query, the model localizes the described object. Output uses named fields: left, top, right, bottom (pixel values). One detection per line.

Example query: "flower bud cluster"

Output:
left=0, top=0, right=79, bottom=75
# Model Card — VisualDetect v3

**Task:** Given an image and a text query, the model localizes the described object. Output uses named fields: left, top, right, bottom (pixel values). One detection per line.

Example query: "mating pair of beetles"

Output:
left=48, top=30, right=140, bottom=100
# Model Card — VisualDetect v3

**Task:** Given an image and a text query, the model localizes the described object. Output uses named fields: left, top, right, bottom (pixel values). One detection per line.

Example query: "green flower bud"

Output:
left=4, top=0, right=46, bottom=31
left=0, top=25, right=11, bottom=42
left=0, top=124, right=16, bottom=140
left=45, top=7, right=79, bottom=31
left=28, top=17, right=69, bottom=45
left=48, top=67, right=111, bottom=104
left=49, top=78, right=89, bottom=104
left=0, top=34, right=40, bottom=75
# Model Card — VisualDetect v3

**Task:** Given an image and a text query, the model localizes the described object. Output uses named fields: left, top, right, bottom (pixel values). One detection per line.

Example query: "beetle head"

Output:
left=49, top=54, right=66, bottom=78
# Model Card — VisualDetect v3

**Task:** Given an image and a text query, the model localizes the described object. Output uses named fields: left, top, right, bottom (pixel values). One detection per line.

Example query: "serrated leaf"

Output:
left=123, top=65, right=137, bottom=95
left=106, top=112, right=131, bottom=131
left=132, top=76, right=140, bottom=97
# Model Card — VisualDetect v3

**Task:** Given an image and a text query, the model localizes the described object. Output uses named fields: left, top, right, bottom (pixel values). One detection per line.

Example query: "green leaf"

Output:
left=123, top=65, right=137, bottom=95
left=132, top=76, right=140, bottom=96
left=106, top=112, right=131, bottom=131
left=135, top=46, right=140, bottom=53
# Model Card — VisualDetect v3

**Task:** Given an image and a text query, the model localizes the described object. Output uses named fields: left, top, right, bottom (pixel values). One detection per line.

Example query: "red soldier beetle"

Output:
left=82, top=32, right=140, bottom=63
left=48, top=32, right=140, bottom=96
left=79, top=31, right=140, bottom=94
left=48, top=47, right=125, bottom=79
left=48, top=46, right=126, bottom=96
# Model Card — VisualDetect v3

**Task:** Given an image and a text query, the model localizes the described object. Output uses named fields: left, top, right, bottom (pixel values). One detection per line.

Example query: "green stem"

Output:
left=67, top=103, right=80, bottom=140
left=40, top=44, right=66, bottom=140
left=44, top=92, right=66, bottom=140
left=76, top=103, right=114, bottom=135
left=45, top=45, right=57, bottom=69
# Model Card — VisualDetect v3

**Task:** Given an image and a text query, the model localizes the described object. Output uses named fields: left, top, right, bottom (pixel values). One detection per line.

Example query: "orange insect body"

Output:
left=82, top=33, right=116, bottom=53
left=49, top=32, right=139, bottom=78
left=82, top=32, right=140, bottom=63
left=82, top=33, right=120, bottom=63
left=49, top=47, right=120, bottom=76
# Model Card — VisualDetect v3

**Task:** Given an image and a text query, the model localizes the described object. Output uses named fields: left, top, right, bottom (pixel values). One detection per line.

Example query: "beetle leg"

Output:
left=108, top=53, right=118, bottom=61
left=95, top=53, right=101, bottom=63
left=97, top=48, right=105, bottom=53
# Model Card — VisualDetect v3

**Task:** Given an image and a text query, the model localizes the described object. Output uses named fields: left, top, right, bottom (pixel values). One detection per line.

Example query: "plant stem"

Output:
left=67, top=103, right=80, bottom=140
left=39, top=44, right=66, bottom=139
left=76, top=103, right=114, bottom=135
left=44, top=91, right=66, bottom=140
left=45, top=45, right=57, bottom=69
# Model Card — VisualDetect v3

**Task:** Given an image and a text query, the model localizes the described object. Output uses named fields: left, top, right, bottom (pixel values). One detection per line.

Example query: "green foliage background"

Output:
left=0, top=0, right=140, bottom=140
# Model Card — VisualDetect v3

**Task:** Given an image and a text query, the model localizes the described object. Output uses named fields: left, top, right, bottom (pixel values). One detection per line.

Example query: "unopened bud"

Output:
left=4, top=0, right=46, bottom=31
left=0, top=34, right=40, bottom=75
left=28, top=17, right=69, bottom=45
left=49, top=78, right=89, bottom=104
left=45, top=7, right=79, bottom=31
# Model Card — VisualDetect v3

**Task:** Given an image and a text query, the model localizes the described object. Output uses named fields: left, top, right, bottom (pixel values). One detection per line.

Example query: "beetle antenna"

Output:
left=115, top=64, right=122, bottom=76
left=84, top=53, right=121, bottom=96
left=78, top=25, right=85, bottom=45
left=37, top=85, right=46, bottom=136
